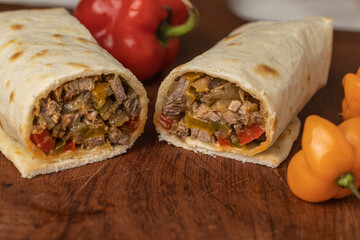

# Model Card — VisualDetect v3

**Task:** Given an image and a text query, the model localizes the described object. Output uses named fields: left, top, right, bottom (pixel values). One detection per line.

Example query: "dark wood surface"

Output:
left=1, top=1, right=360, bottom=239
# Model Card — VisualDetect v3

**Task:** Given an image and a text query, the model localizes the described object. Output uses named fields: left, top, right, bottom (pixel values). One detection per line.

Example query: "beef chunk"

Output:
left=192, top=103, right=220, bottom=122
left=108, top=127, right=130, bottom=145
left=40, top=98, right=61, bottom=129
left=108, top=109, right=130, bottom=127
left=168, top=76, right=189, bottom=102
left=162, top=96, right=183, bottom=117
left=63, top=77, right=95, bottom=100
left=228, top=100, right=242, bottom=112
left=191, top=128, right=215, bottom=144
left=221, top=111, right=240, bottom=125
left=83, top=135, right=105, bottom=149
left=123, top=90, right=140, bottom=117
left=108, top=76, right=126, bottom=104
left=169, top=119, right=188, bottom=139
left=162, top=77, right=189, bottom=118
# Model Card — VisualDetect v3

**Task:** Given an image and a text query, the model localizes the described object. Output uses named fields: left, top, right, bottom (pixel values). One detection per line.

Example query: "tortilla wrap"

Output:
left=0, top=8, right=148, bottom=178
left=154, top=16, right=333, bottom=167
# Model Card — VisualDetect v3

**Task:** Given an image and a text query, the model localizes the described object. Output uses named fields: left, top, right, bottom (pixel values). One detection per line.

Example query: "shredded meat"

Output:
left=63, top=77, right=95, bottom=100
left=83, top=135, right=105, bottom=149
left=169, top=119, right=188, bottom=139
left=124, top=90, right=140, bottom=117
left=107, top=127, right=130, bottom=145
left=162, top=77, right=189, bottom=118
left=109, top=76, right=126, bottom=104
left=40, top=98, right=61, bottom=129
left=32, top=74, right=141, bottom=154
left=161, top=73, right=265, bottom=146
left=191, top=128, right=215, bottom=144
left=192, top=103, right=220, bottom=122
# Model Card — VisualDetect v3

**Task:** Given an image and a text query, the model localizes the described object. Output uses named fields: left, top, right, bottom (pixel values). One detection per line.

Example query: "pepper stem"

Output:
left=337, top=173, right=360, bottom=200
left=157, top=0, right=198, bottom=44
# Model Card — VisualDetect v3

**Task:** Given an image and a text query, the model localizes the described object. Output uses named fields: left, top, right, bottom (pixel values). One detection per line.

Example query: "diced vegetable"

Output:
left=68, top=122, right=108, bottom=143
left=108, top=110, right=130, bottom=127
left=54, top=139, right=66, bottom=153
left=185, top=88, right=197, bottom=104
left=201, top=83, right=240, bottom=105
left=65, top=140, right=76, bottom=151
left=158, top=114, right=173, bottom=130
left=191, top=77, right=210, bottom=92
left=236, top=124, right=265, bottom=145
left=92, top=82, right=111, bottom=109
left=183, top=72, right=203, bottom=83
left=184, top=111, right=231, bottom=134
left=30, top=129, right=55, bottom=153
left=216, top=136, right=230, bottom=147
left=125, top=116, right=140, bottom=132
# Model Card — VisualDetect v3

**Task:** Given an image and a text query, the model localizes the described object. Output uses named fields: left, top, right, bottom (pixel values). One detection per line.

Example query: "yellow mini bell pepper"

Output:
left=342, top=67, right=360, bottom=120
left=287, top=115, right=360, bottom=202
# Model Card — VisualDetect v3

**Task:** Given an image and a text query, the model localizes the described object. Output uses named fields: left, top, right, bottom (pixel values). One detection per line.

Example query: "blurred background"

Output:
left=1, top=0, right=360, bottom=31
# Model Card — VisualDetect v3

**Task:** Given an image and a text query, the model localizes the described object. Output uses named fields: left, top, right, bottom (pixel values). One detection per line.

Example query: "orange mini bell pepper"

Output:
left=287, top=115, right=360, bottom=202
left=342, top=67, right=360, bottom=120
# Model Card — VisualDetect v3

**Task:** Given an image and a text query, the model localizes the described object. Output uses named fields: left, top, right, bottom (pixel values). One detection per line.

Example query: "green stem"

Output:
left=157, top=0, right=198, bottom=44
left=337, top=173, right=360, bottom=200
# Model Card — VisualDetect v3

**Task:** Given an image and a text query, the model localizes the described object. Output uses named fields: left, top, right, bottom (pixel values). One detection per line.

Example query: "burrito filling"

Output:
left=31, top=74, right=141, bottom=154
left=158, top=73, right=265, bottom=148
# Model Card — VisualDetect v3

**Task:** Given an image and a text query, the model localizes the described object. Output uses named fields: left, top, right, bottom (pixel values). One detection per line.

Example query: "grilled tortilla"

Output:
left=154, top=17, right=333, bottom=167
left=0, top=8, right=148, bottom=178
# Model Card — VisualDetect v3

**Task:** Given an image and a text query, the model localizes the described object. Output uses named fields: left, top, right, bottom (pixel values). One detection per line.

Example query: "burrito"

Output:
left=0, top=8, right=148, bottom=178
left=154, top=17, right=333, bottom=167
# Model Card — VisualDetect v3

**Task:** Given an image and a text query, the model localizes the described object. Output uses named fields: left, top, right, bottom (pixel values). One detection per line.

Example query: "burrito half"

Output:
left=154, top=17, right=333, bottom=167
left=0, top=8, right=148, bottom=178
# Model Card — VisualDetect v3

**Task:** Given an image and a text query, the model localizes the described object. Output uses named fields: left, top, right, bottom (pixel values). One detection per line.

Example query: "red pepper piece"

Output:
left=236, top=124, right=265, bottom=145
left=158, top=114, right=173, bottom=130
left=75, top=0, right=198, bottom=81
left=65, top=140, right=76, bottom=152
left=30, top=129, right=55, bottom=153
left=216, top=136, right=231, bottom=147
left=125, top=116, right=140, bottom=133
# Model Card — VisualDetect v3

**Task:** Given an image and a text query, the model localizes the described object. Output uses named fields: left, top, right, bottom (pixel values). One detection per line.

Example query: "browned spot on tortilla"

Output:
left=52, top=34, right=62, bottom=39
left=10, top=51, right=24, bottom=61
left=253, top=64, right=278, bottom=78
left=83, top=51, right=95, bottom=54
left=227, top=43, right=240, bottom=47
left=0, top=119, right=3, bottom=129
left=224, top=32, right=242, bottom=42
left=6, top=80, right=10, bottom=89
left=66, top=62, right=88, bottom=69
left=222, top=58, right=239, bottom=63
left=1, top=39, right=17, bottom=49
left=31, top=49, right=49, bottom=60
left=10, top=24, right=23, bottom=31
left=306, top=74, right=311, bottom=84
left=10, top=91, right=15, bottom=103
left=77, top=37, right=96, bottom=45
left=45, top=63, right=52, bottom=67
left=56, top=43, right=67, bottom=47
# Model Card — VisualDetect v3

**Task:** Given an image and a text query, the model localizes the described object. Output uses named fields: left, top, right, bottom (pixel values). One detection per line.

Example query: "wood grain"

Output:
left=1, top=1, right=360, bottom=239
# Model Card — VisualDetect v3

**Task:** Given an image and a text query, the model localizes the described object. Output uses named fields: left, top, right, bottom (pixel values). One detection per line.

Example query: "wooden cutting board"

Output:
left=0, top=1, right=359, bottom=239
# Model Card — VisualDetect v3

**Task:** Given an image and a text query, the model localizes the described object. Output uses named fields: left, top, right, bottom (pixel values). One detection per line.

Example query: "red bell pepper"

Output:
left=74, top=0, right=198, bottom=81
left=65, top=140, right=76, bottom=152
left=236, top=124, right=265, bottom=145
left=216, top=136, right=231, bottom=147
left=158, top=114, right=173, bottom=130
left=125, top=116, right=140, bottom=132
left=30, top=129, right=56, bottom=153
